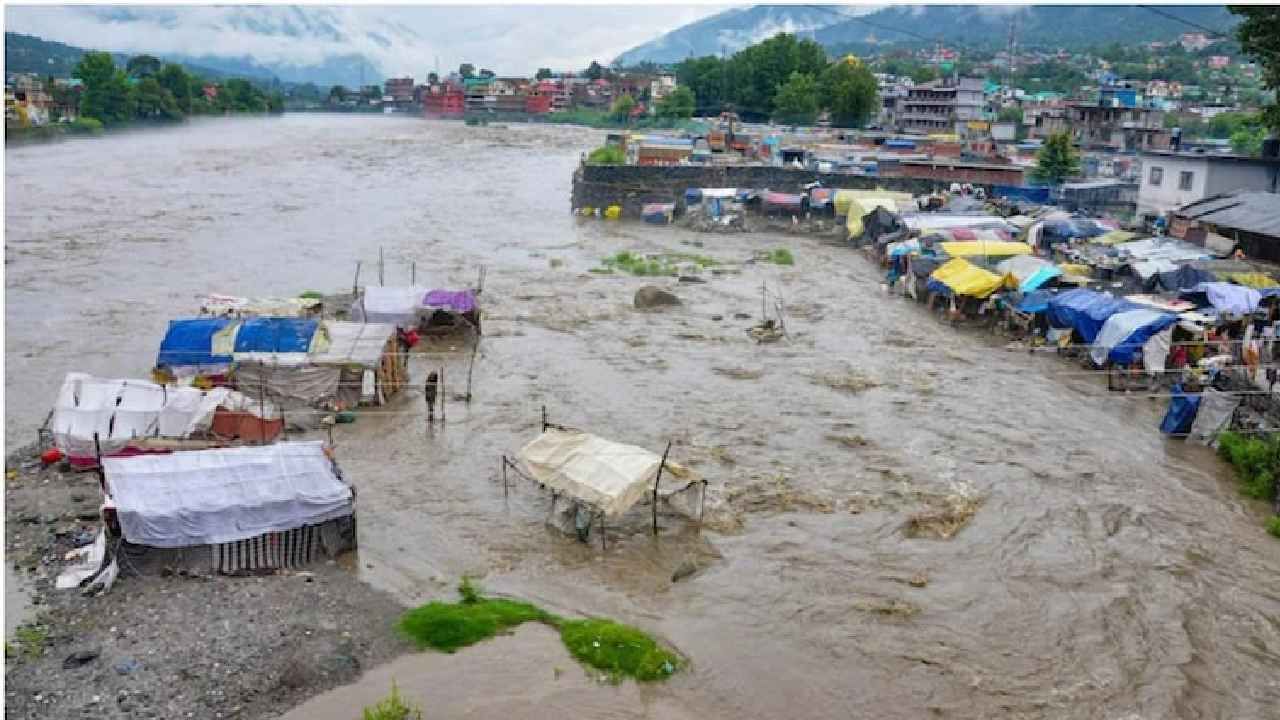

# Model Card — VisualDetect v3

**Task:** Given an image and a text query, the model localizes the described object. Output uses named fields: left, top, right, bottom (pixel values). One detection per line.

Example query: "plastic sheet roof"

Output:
left=1176, top=192, right=1280, bottom=239
left=309, top=321, right=395, bottom=368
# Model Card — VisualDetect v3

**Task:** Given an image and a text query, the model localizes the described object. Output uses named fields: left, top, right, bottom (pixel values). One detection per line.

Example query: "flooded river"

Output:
left=7, top=114, right=1280, bottom=718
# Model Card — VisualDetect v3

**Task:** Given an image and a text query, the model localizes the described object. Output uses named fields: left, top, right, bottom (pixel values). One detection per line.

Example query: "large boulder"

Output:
left=634, top=285, right=681, bottom=310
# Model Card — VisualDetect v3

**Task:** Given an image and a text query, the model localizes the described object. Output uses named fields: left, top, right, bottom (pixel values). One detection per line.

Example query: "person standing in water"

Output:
left=424, top=371, right=439, bottom=423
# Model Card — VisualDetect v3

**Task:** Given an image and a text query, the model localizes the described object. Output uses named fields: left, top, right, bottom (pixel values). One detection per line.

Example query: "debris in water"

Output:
left=904, top=483, right=983, bottom=540
left=811, top=370, right=880, bottom=394
left=826, top=433, right=869, bottom=449
left=713, top=366, right=764, bottom=380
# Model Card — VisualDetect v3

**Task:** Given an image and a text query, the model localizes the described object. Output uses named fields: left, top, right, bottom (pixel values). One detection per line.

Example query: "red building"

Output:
left=423, top=85, right=464, bottom=117
left=526, top=92, right=553, bottom=114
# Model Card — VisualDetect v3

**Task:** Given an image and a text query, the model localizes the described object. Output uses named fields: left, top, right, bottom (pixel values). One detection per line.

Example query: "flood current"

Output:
left=7, top=114, right=1280, bottom=718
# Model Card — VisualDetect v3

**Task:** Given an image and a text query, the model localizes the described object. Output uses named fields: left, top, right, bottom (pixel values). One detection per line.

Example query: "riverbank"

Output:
left=5, top=112, right=284, bottom=146
left=3, top=444, right=412, bottom=720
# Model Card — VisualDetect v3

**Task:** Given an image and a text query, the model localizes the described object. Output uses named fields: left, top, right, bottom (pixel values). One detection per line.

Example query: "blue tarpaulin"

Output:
left=1160, top=384, right=1201, bottom=435
left=1047, top=289, right=1137, bottom=343
left=992, top=185, right=1051, bottom=203
left=1017, top=290, right=1053, bottom=314
left=684, top=188, right=702, bottom=204
left=1090, top=309, right=1178, bottom=366
left=233, top=318, right=318, bottom=353
left=157, top=317, right=235, bottom=367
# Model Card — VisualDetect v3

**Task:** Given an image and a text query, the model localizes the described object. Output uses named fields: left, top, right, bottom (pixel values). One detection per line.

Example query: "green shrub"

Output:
left=586, top=145, right=626, bottom=165
left=559, top=618, right=682, bottom=682
left=297, top=290, right=323, bottom=300
left=362, top=682, right=422, bottom=720
left=1217, top=431, right=1279, bottom=501
left=67, top=117, right=104, bottom=136
left=1266, top=516, right=1280, bottom=539
left=767, top=248, right=795, bottom=265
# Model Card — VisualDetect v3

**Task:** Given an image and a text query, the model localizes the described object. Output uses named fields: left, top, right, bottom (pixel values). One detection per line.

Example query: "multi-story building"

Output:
left=384, top=77, right=415, bottom=107
left=422, top=83, right=465, bottom=117
left=897, top=77, right=984, bottom=134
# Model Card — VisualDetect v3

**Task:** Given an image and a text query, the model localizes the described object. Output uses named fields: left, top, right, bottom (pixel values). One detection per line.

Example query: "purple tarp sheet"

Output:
left=422, top=289, right=477, bottom=314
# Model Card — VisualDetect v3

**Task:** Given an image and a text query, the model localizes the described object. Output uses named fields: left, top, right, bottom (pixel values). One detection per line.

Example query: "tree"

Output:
left=610, top=94, right=636, bottom=122
left=908, top=65, right=939, bottom=84
left=125, top=54, right=162, bottom=79
left=821, top=56, right=877, bottom=128
left=535, top=68, right=552, bottom=81
left=585, top=61, right=605, bottom=81
left=329, top=85, right=348, bottom=103
left=1230, top=5, right=1280, bottom=130
left=459, top=63, right=475, bottom=78
left=1031, top=131, right=1081, bottom=185
left=73, top=52, right=131, bottom=125
left=725, top=33, right=827, bottom=121
left=772, top=72, right=820, bottom=126
left=156, top=63, right=193, bottom=114
left=129, top=77, right=182, bottom=121
left=675, top=55, right=725, bottom=115
left=427, top=72, right=440, bottom=84
left=1232, top=125, right=1267, bottom=155
left=657, top=86, right=695, bottom=119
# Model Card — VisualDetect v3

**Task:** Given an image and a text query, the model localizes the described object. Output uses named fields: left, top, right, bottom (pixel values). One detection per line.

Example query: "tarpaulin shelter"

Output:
left=862, top=206, right=905, bottom=246
left=762, top=191, right=805, bottom=214
left=157, top=318, right=236, bottom=371
left=516, top=428, right=703, bottom=535
left=927, top=227, right=1014, bottom=243
left=927, top=258, right=1006, bottom=299
left=833, top=189, right=913, bottom=217
left=1180, top=282, right=1262, bottom=316
left=48, top=373, right=281, bottom=468
left=308, top=321, right=407, bottom=407
left=1160, top=384, right=1200, bottom=435
left=808, top=187, right=835, bottom=210
left=102, top=441, right=354, bottom=556
left=1047, top=289, right=1137, bottom=343
left=845, top=196, right=900, bottom=237
left=1088, top=309, right=1178, bottom=366
left=905, top=215, right=1013, bottom=232
left=198, top=294, right=321, bottom=318
left=232, top=317, right=321, bottom=366
left=350, top=286, right=431, bottom=326
left=642, top=203, right=675, bottom=224
left=1017, top=289, right=1054, bottom=314
left=997, top=255, right=1062, bottom=291
left=1223, top=272, right=1278, bottom=289
left=1151, top=265, right=1217, bottom=292
left=940, top=241, right=1032, bottom=258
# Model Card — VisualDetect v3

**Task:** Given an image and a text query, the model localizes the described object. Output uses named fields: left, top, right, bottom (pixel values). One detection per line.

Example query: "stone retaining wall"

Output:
left=571, top=163, right=996, bottom=217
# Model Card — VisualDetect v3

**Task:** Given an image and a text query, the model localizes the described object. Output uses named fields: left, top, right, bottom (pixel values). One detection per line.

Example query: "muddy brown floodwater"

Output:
left=7, top=114, right=1280, bottom=719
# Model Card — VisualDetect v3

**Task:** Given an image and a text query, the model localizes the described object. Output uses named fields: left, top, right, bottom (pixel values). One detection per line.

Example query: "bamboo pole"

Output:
left=465, top=337, right=479, bottom=403
left=440, top=365, right=446, bottom=423
left=652, top=440, right=672, bottom=536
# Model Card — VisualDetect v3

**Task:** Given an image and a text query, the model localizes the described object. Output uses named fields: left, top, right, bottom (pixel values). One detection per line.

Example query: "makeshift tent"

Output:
left=1088, top=309, right=1178, bottom=366
left=49, top=373, right=279, bottom=467
left=927, top=258, right=1006, bottom=299
left=103, top=441, right=353, bottom=549
left=1223, top=272, right=1278, bottom=289
left=862, top=206, right=905, bottom=246
left=1186, top=388, right=1240, bottom=445
left=940, top=241, right=1032, bottom=258
left=198, top=294, right=321, bottom=318
left=1160, top=385, right=1200, bottom=435
left=1152, top=265, right=1217, bottom=292
left=845, top=197, right=899, bottom=237
left=1017, top=290, right=1054, bottom=314
left=762, top=192, right=805, bottom=214
left=1047, top=289, right=1137, bottom=343
left=157, top=318, right=236, bottom=370
left=232, top=317, right=321, bottom=366
left=905, top=215, right=1013, bottom=232
left=834, top=189, right=913, bottom=217
left=309, top=321, right=407, bottom=407
left=517, top=429, right=701, bottom=519
left=997, top=255, right=1062, bottom=291
left=1180, top=282, right=1262, bottom=316
left=423, top=289, right=477, bottom=314
left=351, top=286, right=431, bottom=326
left=808, top=187, right=835, bottom=209
left=1093, top=230, right=1137, bottom=246
left=642, top=203, right=675, bottom=224
left=926, top=227, right=1013, bottom=243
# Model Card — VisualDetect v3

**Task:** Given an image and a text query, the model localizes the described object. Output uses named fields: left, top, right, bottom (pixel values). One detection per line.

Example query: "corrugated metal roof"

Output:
left=1177, top=192, right=1280, bottom=239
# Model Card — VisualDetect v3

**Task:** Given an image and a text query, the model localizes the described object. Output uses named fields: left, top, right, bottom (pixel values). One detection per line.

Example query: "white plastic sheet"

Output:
left=103, top=441, right=353, bottom=548
left=1187, top=388, right=1240, bottom=445
left=352, top=286, right=429, bottom=325
left=1143, top=326, right=1173, bottom=376
left=1090, top=309, right=1172, bottom=366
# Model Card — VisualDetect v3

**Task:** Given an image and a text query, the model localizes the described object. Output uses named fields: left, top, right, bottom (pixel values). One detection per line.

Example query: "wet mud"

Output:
left=7, top=114, right=1280, bottom=718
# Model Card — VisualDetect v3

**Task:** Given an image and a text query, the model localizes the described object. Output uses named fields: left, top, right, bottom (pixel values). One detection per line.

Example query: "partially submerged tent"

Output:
left=1180, top=282, right=1263, bottom=316
left=49, top=373, right=282, bottom=468
left=1047, top=289, right=1137, bottom=343
left=102, top=441, right=355, bottom=570
left=517, top=429, right=703, bottom=537
left=308, top=321, right=407, bottom=407
left=351, top=286, right=431, bottom=326
left=232, top=317, right=322, bottom=366
left=1088, top=309, right=1178, bottom=366
left=834, top=189, right=913, bottom=217
left=845, top=196, right=900, bottom=237
left=927, top=258, right=1006, bottom=299
left=762, top=191, right=805, bottom=214
left=642, top=203, right=676, bottom=224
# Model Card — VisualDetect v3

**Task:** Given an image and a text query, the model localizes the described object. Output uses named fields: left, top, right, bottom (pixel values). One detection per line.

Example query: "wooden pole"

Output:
left=465, top=337, right=479, bottom=403
left=652, top=440, right=672, bottom=536
left=541, top=405, right=547, bottom=432
left=761, top=282, right=767, bottom=322
left=600, top=512, right=606, bottom=551
left=440, top=366, right=446, bottom=423
left=502, top=456, right=509, bottom=499
left=92, top=432, right=105, bottom=492
left=699, top=481, right=707, bottom=524
left=352, top=261, right=362, bottom=295
left=379, top=247, right=385, bottom=286
left=411, top=261, right=416, bottom=286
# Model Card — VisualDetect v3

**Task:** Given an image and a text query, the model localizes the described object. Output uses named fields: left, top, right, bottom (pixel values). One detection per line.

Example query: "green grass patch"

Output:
left=297, top=290, right=324, bottom=300
left=764, top=248, right=795, bottom=266
left=560, top=618, right=681, bottom=682
left=12, top=623, right=48, bottom=658
left=586, top=144, right=626, bottom=165
left=362, top=681, right=422, bottom=720
left=397, top=580, right=681, bottom=682
left=1217, top=431, right=1280, bottom=539
left=600, top=251, right=717, bottom=277
left=1267, top=516, right=1280, bottom=539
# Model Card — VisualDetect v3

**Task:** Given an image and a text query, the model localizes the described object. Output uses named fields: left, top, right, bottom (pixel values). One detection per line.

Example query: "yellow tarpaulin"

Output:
left=1224, top=272, right=1278, bottom=289
left=939, top=241, right=1033, bottom=257
left=844, top=196, right=900, bottom=237
left=929, top=258, right=1006, bottom=298
left=1094, top=229, right=1136, bottom=245
left=1058, top=263, right=1092, bottom=278
left=834, top=189, right=913, bottom=217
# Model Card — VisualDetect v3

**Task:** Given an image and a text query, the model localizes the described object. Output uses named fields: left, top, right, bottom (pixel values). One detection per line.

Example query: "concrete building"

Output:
left=897, top=77, right=984, bottom=134
left=884, top=158, right=1026, bottom=186
left=1070, top=103, right=1167, bottom=152
left=1174, top=191, right=1280, bottom=262
left=1136, top=150, right=1280, bottom=221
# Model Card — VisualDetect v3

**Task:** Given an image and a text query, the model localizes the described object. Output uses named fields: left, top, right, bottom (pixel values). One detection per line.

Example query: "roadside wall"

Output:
left=572, top=163, right=995, bottom=217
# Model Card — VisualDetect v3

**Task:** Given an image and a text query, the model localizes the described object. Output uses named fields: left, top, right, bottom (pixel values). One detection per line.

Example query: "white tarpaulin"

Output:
left=51, top=373, right=232, bottom=458
left=1143, top=326, right=1174, bottom=376
left=351, top=286, right=429, bottom=325
left=517, top=429, right=700, bottom=518
left=309, top=321, right=396, bottom=369
left=103, top=441, right=353, bottom=548
left=700, top=188, right=737, bottom=199
left=1089, top=309, right=1174, bottom=366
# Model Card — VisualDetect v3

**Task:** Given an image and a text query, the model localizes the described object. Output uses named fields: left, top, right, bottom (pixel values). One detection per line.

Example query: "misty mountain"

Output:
left=4, top=32, right=276, bottom=84
left=616, top=5, right=1241, bottom=65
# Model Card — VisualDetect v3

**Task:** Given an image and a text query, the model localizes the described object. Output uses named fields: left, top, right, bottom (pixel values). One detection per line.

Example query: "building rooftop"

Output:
left=1176, top=191, right=1280, bottom=238
left=1141, top=149, right=1280, bottom=166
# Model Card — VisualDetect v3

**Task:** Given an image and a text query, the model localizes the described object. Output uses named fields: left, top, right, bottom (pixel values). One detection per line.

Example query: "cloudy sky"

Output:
left=4, top=4, right=733, bottom=76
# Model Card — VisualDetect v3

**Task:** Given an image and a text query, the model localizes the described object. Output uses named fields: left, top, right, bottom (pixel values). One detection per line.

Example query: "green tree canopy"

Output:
left=130, top=77, right=182, bottom=121
left=610, top=93, right=637, bottom=121
left=1031, top=131, right=1081, bottom=185
left=73, top=51, right=131, bottom=125
left=656, top=86, right=695, bottom=119
left=726, top=33, right=828, bottom=121
left=459, top=63, right=475, bottom=78
left=772, top=71, right=820, bottom=126
left=674, top=55, right=726, bottom=115
left=1230, top=5, right=1280, bottom=130
left=156, top=63, right=193, bottom=114
left=585, top=61, right=605, bottom=81
left=821, top=57, right=877, bottom=128
left=125, top=54, right=162, bottom=79
left=535, top=68, right=552, bottom=80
